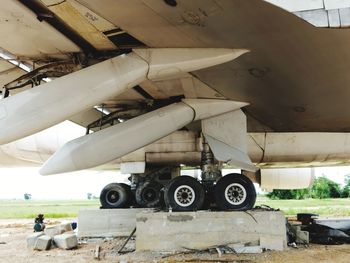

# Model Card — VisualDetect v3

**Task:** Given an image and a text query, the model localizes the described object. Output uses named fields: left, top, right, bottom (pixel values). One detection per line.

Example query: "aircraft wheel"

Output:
left=100, top=183, right=132, bottom=208
left=135, top=181, right=163, bottom=208
left=214, top=173, right=256, bottom=211
left=164, top=176, right=205, bottom=211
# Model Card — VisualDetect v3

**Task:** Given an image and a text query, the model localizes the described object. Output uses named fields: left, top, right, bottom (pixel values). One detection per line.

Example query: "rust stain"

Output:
left=167, top=215, right=193, bottom=222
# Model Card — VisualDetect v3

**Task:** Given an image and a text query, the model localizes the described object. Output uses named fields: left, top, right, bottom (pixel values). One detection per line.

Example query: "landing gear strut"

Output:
left=99, top=141, right=257, bottom=211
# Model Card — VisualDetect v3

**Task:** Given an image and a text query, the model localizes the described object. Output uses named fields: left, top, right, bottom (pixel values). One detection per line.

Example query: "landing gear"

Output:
left=100, top=183, right=132, bottom=209
left=164, top=176, right=205, bottom=211
left=99, top=172, right=257, bottom=211
left=214, top=173, right=256, bottom=211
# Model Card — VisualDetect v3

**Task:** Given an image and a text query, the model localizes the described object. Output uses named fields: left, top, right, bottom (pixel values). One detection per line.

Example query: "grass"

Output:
left=1, top=197, right=350, bottom=219
left=256, top=196, right=350, bottom=216
left=0, top=199, right=99, bottom=219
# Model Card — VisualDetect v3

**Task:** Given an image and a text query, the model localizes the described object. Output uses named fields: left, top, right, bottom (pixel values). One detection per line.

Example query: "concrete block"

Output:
left=260, top=235, right=286, bottom=251
left=296, top=230, right=309, bottom=244
left=136, top=211, right=287, bottom=252
left=78, top=208, right=152, bottom=237
left=34, top=235, right=52, bottom=251
left=26, top=232, right=44, bottom=248
left=233, top=246, right=262, bottom=254
left=44, top=223, right=72, bottom=237
left=44, top=226, right=64, bottom=237
left=53, top=233, right=78, bottom=250
left=59, top=223, right=73, bottom=233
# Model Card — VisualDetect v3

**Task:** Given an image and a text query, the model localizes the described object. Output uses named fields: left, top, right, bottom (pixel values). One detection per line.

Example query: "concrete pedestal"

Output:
left=136, top=211, right=287, bottom=252
left=78, top=208, right=152, bottom=238
left=78, top=208, right=287, bottom=252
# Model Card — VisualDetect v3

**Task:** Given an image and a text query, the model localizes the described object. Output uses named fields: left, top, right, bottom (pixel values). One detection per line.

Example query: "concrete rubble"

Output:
left=54, top=233, right=78, bottom=250
left=26, top=232, right=44, bottom=248
left=44, top=223, right=73, bottom=237
left=34, top=235, right=52, bottom=251
left=27, top=222, right=77, bottom=251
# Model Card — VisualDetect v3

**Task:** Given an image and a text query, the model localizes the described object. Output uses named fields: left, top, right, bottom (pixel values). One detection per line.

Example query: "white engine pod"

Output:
left=260, top=168, right=315, bottom=190
left=0, top=48, right=248, bottom=145
left=40, top=99, right=247, bottom=175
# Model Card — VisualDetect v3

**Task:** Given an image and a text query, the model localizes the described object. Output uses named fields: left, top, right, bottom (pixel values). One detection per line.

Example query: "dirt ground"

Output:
left=1, top=219, right=350, bottom=263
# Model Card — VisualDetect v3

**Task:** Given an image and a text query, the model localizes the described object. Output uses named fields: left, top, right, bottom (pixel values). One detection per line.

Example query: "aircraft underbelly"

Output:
left=81, top=0, right=350, bottom=132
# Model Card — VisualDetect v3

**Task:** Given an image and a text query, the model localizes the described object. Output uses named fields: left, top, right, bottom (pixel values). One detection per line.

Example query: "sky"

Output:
left=0, top=166, right=350, bottom=200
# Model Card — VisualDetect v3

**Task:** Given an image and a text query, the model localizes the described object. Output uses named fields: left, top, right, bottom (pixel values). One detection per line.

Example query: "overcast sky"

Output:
left=0, top=166, right=349, bottom=200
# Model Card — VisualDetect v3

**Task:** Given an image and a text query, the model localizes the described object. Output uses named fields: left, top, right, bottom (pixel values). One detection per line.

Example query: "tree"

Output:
left=341, top=175, right=350, bottom=198
left=267, top=189, right=309, bottom=200
left=267, top=176, right=344, bottom=200
left=24, top=193, right=32, bottom=200
left=311, top=176, right=341, bottom=199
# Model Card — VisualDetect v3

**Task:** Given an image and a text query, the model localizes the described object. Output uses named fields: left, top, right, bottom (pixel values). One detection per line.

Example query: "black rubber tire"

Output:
left=164, top=176, right=205, bottom=211
left=214, top=173, right=256, bottom=211
left=135, top=181, right=163, bottom=208
left=100, top=183, right=132, bottom=209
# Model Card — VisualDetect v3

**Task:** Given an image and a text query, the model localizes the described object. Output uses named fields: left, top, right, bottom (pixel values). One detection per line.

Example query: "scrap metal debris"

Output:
left=117, top=227, right=136, bottom=254
left=289, top=213, right=350, bottom=246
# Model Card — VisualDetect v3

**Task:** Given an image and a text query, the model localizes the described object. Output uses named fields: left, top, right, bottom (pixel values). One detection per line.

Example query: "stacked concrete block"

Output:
left=78, top=208, right=150, bottom=237
left=26, top=232, right=44, bottom=248
left=44, top=223, right=73, bottom=237
left=27, top=222, right=77, bottom=251
left=296, top=230, right=309, bottom=244
left=34, top=235, right=52, bottom=251
left=290, top=225, right=309, bottom=244
left=53, top=233, right=78, bottom=250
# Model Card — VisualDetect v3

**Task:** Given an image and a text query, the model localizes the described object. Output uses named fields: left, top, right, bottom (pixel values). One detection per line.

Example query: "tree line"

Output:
left=267, top=175, right=350, bottom=200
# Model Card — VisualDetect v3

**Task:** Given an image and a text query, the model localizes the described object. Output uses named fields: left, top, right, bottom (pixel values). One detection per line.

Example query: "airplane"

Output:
left=0, top=0, right=349, bottom=211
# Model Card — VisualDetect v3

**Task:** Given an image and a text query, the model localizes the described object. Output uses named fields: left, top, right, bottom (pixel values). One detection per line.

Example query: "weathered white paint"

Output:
left=324, top=0, right=350, bottom=10
left=294, top=9, right=329, bottom=27
left=39, top=99, right=246, bottom=175
left=260, top=168, right=315, bottom=190
left=266, top=0, right=350, bottom=27
left=0, top=48, right=245, bottom=146
left=202, top=110, right=256, bottom=172
left=133, top=48, right=248, bottom=81
left=265, top=0, right=324, bottom=12
left=120, top=162, right=146, bottom=174
left=0, top=0, right=79, bottom=57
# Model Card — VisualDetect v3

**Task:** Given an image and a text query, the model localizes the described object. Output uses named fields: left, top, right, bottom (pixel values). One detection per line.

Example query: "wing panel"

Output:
left=80, top=0, right=350, bottom=132
left=0, top=0, right=79, bottom=58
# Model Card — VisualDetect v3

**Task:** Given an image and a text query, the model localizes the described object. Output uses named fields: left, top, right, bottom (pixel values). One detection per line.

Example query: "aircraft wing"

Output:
left=76, top=0, right=350, bottom=132
left=2, top=0, right=350, bottom=134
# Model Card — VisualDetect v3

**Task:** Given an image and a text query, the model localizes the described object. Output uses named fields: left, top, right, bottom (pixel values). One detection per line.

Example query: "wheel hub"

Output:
left=174, top=185, right=195, bottom=207
left=224, top=183, right=247, bottom=205
left=142, top=188, right=157, bottom=202
left=106, top=190, right=120, bottom=205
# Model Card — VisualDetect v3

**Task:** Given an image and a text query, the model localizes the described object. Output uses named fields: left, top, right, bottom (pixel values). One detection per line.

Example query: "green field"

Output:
left=1, top=197, right=350, bottom=219
left=0, top=199, right=100, bottom=219
left=256, top=196, right=350, bottom=217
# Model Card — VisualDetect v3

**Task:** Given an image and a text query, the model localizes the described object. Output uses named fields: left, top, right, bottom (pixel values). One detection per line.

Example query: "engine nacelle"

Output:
left=260, top=168, right=315, bottom=191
